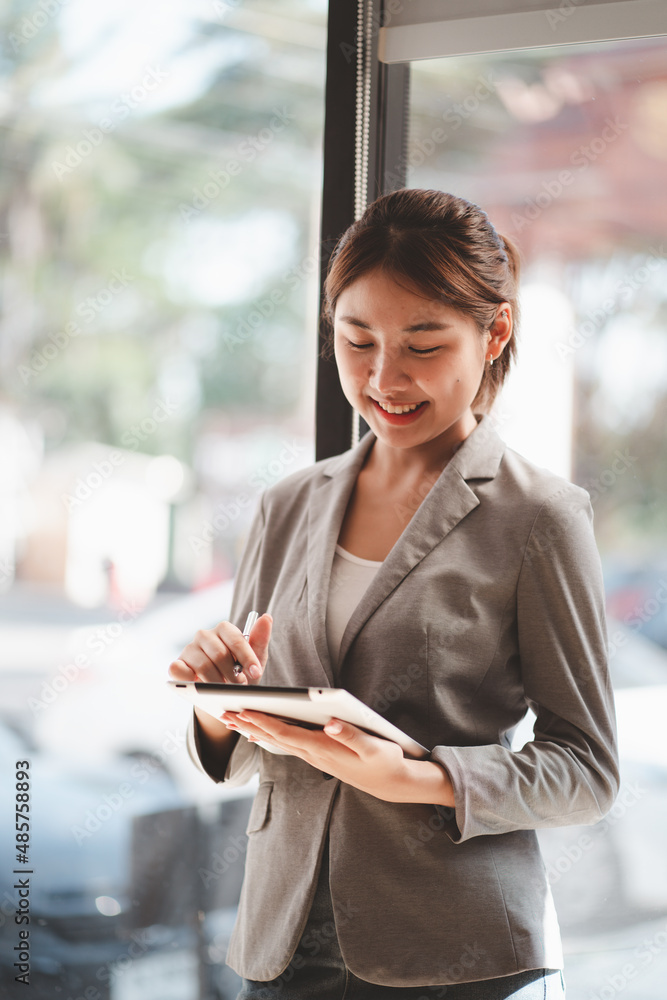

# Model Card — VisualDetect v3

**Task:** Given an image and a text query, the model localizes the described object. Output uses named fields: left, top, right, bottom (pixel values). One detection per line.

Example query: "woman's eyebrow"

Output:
left=338, top=315, right=372, bottom=329
left=338, top=316, right=452, bottom=333
left=404, top=321, right=452, bottom=333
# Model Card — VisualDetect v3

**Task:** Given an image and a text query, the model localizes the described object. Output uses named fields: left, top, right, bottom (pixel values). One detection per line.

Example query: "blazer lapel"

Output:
left=306, top=432, right=377, bottom=684
left=336, top=417, right=506, bottom=672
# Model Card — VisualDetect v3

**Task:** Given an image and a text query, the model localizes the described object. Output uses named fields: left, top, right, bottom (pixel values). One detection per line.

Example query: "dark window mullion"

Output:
left=317, top=2, right=410, bottom=460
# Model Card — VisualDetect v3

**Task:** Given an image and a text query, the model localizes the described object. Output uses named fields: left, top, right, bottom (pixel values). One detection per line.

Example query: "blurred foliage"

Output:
left=0, top=0, right=327, bottom=459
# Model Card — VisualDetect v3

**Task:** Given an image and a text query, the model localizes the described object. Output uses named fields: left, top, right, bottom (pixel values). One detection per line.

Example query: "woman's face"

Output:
left=333, top=268, right=495, bottom=459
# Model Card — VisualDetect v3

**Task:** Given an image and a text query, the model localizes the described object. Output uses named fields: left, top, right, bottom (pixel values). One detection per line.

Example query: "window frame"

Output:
left=316, top=0, right=667, bottom=460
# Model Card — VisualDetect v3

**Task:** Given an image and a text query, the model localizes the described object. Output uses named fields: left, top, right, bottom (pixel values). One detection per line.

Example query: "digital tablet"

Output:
left=169, top=681, right=429, bottom=759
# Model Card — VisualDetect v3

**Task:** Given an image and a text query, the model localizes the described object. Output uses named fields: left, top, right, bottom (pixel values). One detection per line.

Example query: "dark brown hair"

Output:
left=322, top=188, right=521, bottom=411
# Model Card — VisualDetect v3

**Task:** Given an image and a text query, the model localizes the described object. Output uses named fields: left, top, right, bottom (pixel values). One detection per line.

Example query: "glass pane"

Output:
left=410, top=37, right=667, bottom=1000
left=0, top=0, right=325, bottom=995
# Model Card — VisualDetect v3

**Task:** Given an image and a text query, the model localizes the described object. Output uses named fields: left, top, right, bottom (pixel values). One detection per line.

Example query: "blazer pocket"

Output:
left=245, top=781, right=273, bottom=834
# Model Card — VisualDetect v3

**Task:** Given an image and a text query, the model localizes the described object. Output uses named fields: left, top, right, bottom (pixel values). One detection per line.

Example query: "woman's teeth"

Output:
left=376, top=400, right=424, bottom=414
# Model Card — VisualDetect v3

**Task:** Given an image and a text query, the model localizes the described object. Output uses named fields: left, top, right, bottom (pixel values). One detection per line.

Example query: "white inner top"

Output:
left=326, top=544, right=383, bottom=666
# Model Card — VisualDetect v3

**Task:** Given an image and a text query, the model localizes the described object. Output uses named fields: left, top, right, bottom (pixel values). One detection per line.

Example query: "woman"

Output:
left=169, top=189, right=619, bottom=999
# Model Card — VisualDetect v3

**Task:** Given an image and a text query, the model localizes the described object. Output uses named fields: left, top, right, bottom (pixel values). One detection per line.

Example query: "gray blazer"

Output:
left=188, top=416, right=619, bottom=987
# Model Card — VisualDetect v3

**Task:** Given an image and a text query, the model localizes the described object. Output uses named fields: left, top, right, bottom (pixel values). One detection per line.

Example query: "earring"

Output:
left=488, top=355, right=494, bottom=366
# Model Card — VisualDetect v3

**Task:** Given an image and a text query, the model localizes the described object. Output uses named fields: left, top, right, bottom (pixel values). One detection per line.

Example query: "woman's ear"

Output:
left=486, top=302, right=513, bottom=364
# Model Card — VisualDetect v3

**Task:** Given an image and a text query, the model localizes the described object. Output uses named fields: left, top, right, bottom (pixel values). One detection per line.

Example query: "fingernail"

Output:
left=248, top=664, right=261, bottom=679
left=325, top=721, right=342, bottom=734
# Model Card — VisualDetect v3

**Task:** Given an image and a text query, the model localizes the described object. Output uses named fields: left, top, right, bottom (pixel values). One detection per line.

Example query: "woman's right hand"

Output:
left=168, top=612, right=273, bottom=687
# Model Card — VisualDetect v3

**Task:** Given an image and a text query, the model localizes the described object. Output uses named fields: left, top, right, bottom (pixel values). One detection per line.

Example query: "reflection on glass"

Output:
left=0, top=0, right=325, bottom=996
left=410, top=36, right=667, bottom=1000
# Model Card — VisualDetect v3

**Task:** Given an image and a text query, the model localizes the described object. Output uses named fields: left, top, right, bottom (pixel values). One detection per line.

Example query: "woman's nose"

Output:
left=368, top=349, right=411, bottom=392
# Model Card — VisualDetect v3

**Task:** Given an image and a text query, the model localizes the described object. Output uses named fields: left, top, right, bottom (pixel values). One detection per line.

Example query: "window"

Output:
left=0, top=1, right=326, bottom=995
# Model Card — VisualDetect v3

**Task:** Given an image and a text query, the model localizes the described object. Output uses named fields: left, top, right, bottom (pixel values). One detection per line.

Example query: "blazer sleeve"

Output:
left=186, top=713, right=259, bottom=786
left=185, top=494, right=267, bottom=787
left=430, top=487, right=620, bottom=843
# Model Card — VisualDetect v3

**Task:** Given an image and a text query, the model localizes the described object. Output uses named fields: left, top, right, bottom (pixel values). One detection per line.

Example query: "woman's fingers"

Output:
left=227, top=711, right=348, bottom=760
left=167, top=613, right=273, bottom=685
left=225, top=718, right=279, bottom=746
left=171, top=628, right=235, bottom=683
left=219, top=614, right=272, bottom=683
left=223, top=711, right=301, bottom=753
left=167, top=639, right=228, bottom=683
left=248, top=613, right=273, bottom=670
left=168, top=657, right=199, bottom=682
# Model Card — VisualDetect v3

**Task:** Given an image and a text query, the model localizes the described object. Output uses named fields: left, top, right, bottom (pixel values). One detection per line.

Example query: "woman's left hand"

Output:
left=220, top=709, right=418, bottom=803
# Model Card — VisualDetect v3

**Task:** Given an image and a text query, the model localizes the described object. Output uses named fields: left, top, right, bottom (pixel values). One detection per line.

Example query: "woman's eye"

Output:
left=344, top=340, right=440, bottom=355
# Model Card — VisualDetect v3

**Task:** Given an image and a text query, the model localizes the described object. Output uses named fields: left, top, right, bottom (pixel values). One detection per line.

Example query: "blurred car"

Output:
left=0, top=717, right=251, bottom=999
left=604, top=563, right=667, bottom=652
left=28, top=580, right=252, bottom=800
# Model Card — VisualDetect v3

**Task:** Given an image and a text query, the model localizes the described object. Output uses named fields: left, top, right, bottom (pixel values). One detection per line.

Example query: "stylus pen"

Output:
left=233, top=610, right=259, bottom=676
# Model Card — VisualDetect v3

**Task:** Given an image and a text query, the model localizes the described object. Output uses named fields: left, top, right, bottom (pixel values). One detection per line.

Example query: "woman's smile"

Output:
left=370, top=398, right=429, bottom=422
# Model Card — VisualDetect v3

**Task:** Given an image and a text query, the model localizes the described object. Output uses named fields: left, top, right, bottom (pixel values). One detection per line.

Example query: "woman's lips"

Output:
left=370, top=399, right=429, bottom=424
